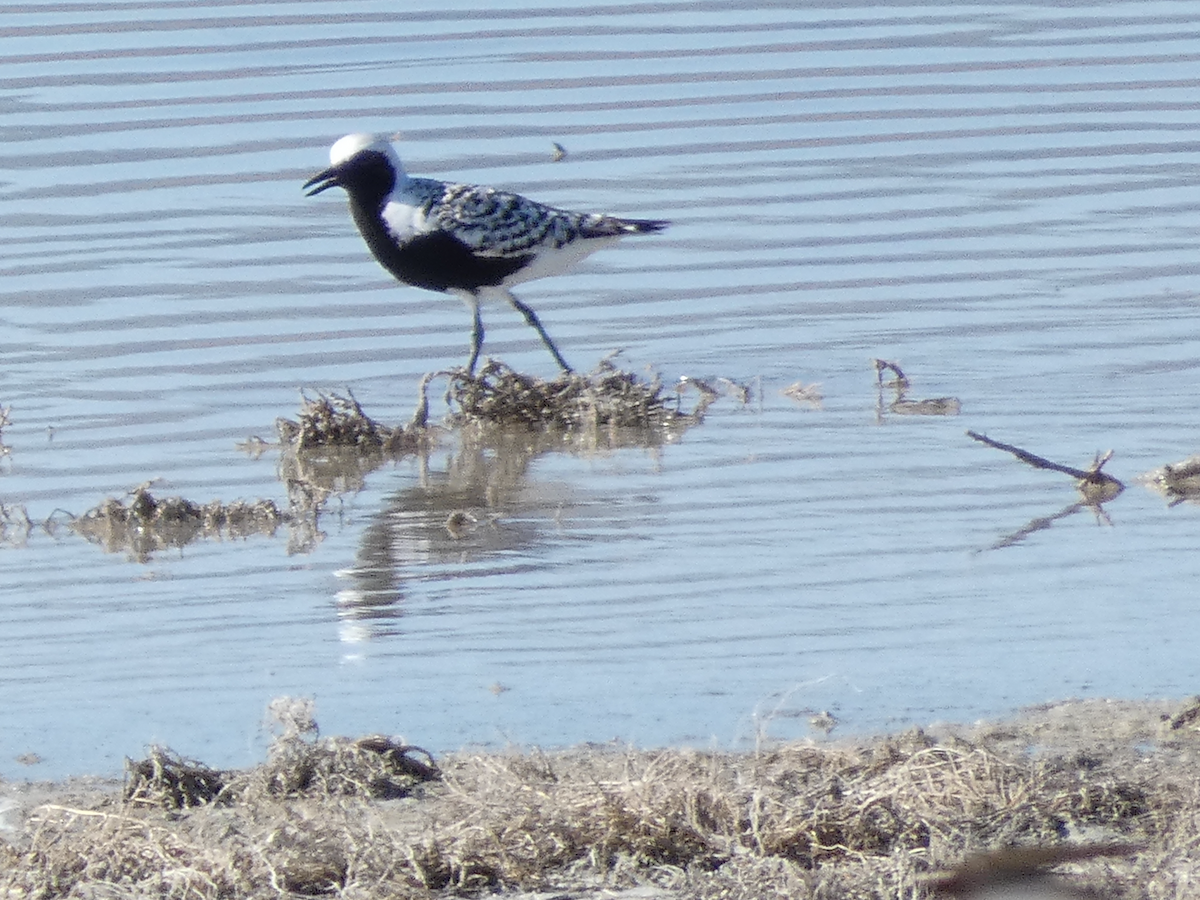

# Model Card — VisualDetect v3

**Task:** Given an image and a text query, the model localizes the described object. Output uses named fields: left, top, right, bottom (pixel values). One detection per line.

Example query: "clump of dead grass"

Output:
left=442, top=358, right=706, bottom=434
left=237, top=735, right=440, bottom=803
left=273, top=391, right=431, bottom=517
left=124, top=747, right=228, bottom=809
left=5, top=704, right=1194, bottom=900
left=69, top=483, right=286, bottom=561
left=419, top=730, right=1153, bottom=894
left=123, top=736, right=440, bottom=811
left=275, top=390, right=421, bottom=455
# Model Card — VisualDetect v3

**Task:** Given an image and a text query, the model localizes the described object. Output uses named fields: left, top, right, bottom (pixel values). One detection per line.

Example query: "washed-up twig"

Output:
left=873, top=359, right=961, bottom=418
left=966, top=430, right=1123, bottom=503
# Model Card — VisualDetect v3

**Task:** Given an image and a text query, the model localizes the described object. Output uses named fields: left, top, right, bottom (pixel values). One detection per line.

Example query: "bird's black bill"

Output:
left=303, top=167, right=340, bottom=196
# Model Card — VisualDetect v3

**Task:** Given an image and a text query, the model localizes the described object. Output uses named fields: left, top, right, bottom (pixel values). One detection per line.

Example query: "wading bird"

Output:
left=304, top=133, right=668, bottom=373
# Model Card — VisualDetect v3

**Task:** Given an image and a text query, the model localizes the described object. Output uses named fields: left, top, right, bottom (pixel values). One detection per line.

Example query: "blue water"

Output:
left=2, top=0, right=1200, bottom=780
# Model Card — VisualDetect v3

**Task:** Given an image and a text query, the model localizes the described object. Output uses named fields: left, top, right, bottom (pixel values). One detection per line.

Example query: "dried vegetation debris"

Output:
left=59, top=391, right=429, bottom=560
left=69, top=483, right=287, bottom=560
left=1140, top=455, right=1200, bottom=505
left=781, top=380, right=823, bottom=409
left=964, top=431, right=1132, bottom=549
left=966, top=431, right=1125, bottom=504
left=1166, top=695, right=1200, bottom=734
left=275, top=390, right=422, bottom=455
left=0, top=502, right=34, bottom=548
left=5, top=702, right=1198, bottom=900
left=442, top=358, right=709, bottom=435
left=873, top=359, right=961, bottom=418
left=16, top=360, right=706, bottom=560
left=123, top=736, right=440, bottom=811
left=124, top=747, right=228, bottom=810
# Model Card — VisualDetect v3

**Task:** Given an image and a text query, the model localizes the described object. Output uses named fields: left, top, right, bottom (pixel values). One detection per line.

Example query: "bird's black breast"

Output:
left=350, top=201, right=531, bottom=294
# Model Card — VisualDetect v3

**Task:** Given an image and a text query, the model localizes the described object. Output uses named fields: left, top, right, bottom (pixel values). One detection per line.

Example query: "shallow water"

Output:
left=3, top=0, right=1200, bottom=780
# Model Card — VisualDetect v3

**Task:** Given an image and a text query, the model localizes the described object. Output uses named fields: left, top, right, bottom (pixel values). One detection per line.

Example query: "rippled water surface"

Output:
left=4, top=0, right=1200, bottom=779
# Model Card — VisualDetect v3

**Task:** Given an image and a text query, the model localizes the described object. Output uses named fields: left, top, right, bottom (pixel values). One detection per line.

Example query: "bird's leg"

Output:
left=504, top=290, right=572, bottom=373
left=466, top=293, right=484, bottom=375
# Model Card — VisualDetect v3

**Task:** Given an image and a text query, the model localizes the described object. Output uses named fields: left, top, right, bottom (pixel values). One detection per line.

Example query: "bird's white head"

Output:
left=329, top=133, right=404, bottom=174
left=305, top=132, right=407, bottom=198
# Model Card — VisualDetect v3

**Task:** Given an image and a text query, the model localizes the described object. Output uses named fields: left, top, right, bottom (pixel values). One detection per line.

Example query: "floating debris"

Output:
left=273, top=391, right=430, bottom=526
left=234, top=433, right=272, bottom=458
left=551, top=141, right=567, bottom=161
left=0, top=403, right=11, bottom=459
left=1141, top=455, right=1200, bottom=505
left=890, top=397, right=962, bottom=416
left=444, top=509, right=477, bottom=538
left=677, top=375, right=756, bottom=406
left=967, top=430, right=1124, bottom=504
left=441, top=357, right=710, bottom=435
left=0, top=502, right=33, bottom=548
left=718, top=376, right=757, bottom=405
left=59, top=365, right=706, bottom=561
left=676, top=374, right=722, bottom=403
left=967, top=432, right=1125, bottom=550
left=70, top=484, right=287, bottom=561
left=275, top=389, right=417, bottom=454
left=808, top=709, right=838, bottom=734
left=782, top=380, right=823, bottom=409
left=874, top=358, right=961, bottom=417
left=874, top=357, right=911, bottom=390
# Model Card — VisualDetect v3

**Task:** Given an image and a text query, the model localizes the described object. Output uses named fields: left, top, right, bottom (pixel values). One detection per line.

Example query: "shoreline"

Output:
left=3, top=696, right=1198, bottom=898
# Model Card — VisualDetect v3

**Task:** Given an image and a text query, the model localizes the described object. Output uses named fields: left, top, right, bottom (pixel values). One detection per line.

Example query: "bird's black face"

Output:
left=303, top=150, right=396, bottom=205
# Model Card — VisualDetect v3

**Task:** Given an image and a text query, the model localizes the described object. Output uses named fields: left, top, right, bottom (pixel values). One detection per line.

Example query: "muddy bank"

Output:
left=2, top=697, right=1198, bottom=899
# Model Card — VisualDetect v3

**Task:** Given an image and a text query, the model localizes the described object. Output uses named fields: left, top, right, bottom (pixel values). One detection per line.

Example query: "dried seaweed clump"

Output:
left=235, top=734, right=440, bottom=802
left=70, top=485, right=286, bottom=560
left=1141, top=455, right=1200, bottom=505
left=276, top=390, right=417, bottom=454
left=445, top=358, right=692, bottom=431
left=124, top=746, right=228, bottom=809
left=122, top=736, right=440, bottom=812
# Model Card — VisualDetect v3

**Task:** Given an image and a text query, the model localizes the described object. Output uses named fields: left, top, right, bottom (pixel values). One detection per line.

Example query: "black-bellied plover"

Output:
left=304, top=133, right=667, bottom=373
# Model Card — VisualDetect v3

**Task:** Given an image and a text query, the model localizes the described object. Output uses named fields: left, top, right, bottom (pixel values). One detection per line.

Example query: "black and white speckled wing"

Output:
left=419, top=180, right=666, bottom=258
